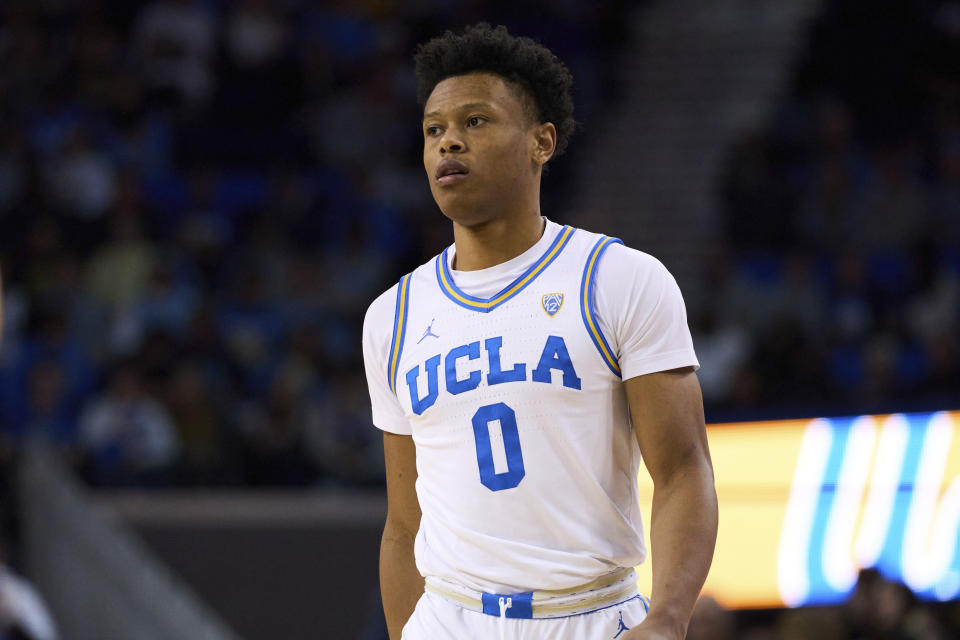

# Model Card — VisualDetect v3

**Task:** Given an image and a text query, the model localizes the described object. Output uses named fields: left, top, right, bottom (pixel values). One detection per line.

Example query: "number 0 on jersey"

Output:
left=472, top=402, right=525, bottom=491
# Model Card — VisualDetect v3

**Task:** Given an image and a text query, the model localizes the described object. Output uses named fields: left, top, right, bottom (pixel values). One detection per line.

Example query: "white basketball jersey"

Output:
left=363, top=220, right=698, bottom=594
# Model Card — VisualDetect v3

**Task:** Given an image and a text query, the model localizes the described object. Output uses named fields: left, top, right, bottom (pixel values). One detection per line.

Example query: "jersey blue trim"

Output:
left=580, top=236, right=623, bottom=377
left=434, top=225, right=575, bottom=313
left=387, top=273, right=412, bottom=395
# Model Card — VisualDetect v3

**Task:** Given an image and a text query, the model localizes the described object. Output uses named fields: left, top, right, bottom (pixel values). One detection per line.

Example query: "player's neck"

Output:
left=451, top=213, right=546, bottom=271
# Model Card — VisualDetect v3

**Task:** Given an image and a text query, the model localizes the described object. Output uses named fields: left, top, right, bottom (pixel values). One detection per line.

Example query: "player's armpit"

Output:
left=624, top=368, right=717, bottom=640
left=381, top=432, right=423, bottom=640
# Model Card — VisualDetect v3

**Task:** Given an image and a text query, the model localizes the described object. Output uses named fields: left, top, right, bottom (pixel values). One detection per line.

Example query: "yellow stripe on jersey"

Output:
left=387, top=273, right=412, bottom=394
left=581, top=236, right=621, bottom=376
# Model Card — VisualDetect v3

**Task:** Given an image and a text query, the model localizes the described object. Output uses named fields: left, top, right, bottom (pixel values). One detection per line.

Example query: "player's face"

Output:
left=422, top=72, right=546, bottom=226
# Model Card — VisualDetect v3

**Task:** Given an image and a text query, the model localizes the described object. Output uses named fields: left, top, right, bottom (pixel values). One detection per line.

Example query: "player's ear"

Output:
left=532, top=122, right=557, bottom=167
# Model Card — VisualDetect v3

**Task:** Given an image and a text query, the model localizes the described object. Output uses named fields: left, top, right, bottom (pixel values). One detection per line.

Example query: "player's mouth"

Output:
left=436, top=159, right=469, bottom=185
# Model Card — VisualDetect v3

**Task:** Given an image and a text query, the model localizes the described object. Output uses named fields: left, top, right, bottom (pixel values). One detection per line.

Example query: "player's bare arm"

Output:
left=623, top=367, right=718, bottom=640
left=380, top=432, right=423, bottom=640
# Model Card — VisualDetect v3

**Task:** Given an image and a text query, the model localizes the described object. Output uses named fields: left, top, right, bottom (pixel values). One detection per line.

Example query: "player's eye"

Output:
left=424, top=124, right=442, bottom=137
left=467, top=116, right=486, bottom=127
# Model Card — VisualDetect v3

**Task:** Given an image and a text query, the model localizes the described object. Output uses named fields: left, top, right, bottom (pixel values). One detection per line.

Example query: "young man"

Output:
left=362, top=24, right=717, bottom=640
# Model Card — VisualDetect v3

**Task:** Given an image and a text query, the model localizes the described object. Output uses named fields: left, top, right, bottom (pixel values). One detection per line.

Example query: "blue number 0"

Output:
left=472, top=402, right=525, bottom=491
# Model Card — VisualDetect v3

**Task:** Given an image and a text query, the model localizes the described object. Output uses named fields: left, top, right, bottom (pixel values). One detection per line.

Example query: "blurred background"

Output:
left=0, top=0, right=958, bottom=638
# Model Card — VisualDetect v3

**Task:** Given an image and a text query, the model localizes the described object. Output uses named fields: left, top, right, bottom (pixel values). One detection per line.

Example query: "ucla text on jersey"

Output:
left=405, top=334, right=582, bottom=415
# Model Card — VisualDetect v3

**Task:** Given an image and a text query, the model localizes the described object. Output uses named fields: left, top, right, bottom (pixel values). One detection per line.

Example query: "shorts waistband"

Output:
left=424, top=567, right=639, bottom=619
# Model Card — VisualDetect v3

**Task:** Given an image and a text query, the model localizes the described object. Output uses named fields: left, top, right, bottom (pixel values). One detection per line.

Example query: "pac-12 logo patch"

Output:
left=541, top=293, right=564, bottom=317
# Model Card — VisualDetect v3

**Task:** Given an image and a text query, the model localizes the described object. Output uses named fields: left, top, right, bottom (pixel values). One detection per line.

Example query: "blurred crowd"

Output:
left=0, top=0, right=953, bottom=482
left=687, top=570, right=960, bottom=640
left=0, top=0, right=629, bottom=490
left=700, top=0, right=960, bottom=419
left=0, top=0, right=955, bottom=485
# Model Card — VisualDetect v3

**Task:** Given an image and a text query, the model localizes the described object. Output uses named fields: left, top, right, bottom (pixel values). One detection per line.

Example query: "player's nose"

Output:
left=440, top=129, right=465, bottom=154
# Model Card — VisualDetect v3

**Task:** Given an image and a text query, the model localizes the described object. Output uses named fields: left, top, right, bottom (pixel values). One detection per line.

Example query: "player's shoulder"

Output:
left=363, top=255, right=438, bottom=338
left=366, top=280, right=400, bottom=316
left=604, top=242, right=671, bottom=277
left=570, top=224, right=671, bottom=278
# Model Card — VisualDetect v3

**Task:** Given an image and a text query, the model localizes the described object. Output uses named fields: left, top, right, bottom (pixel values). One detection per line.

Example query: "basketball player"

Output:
left=362, top=24, right=717, bottom=640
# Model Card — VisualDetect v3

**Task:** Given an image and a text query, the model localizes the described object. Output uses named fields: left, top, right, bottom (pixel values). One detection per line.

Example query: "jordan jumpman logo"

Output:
left=612, top=611, right=630, bottom=638
left=417, top=319, right=439, bottom=344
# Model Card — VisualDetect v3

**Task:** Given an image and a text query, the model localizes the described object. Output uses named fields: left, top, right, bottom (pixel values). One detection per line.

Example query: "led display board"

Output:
left=635, top=411, right=960, bottom=608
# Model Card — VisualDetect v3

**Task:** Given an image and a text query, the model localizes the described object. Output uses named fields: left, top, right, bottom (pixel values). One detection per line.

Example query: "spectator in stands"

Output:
left=45, top=126, right=117, bottom=222
left=857, top=143, right=927, bottom=253
left=842, top=568, right=954, bottom=640
left=223, top=0, right=287, bottom=71
left=235, top=366, right=316, bottom=486
left=133, top=0, right=216, bottom=109
left=740, top=626, right=778, bottom=640
left=17, top=361, right=76, bottom=451
left=1, top=306, right=92, bottom=436
left=689, top=307, right=750, bottom=406
left=85, top=211, right=155, bottom=315
left=164, top=360, right=230, bottom=484
left=929, top=139, right=960, bottom=244
left=77, top=358, right=180, bottom=486
left=777, top=606, right=846, bottom=640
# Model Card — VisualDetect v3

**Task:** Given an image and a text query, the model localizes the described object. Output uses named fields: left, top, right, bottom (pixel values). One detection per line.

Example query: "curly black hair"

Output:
left=414, top=23, right=575, bottom=159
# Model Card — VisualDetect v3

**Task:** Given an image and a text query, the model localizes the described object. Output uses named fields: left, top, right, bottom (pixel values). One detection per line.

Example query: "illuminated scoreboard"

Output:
left=635, top=410, right=960, bottom=608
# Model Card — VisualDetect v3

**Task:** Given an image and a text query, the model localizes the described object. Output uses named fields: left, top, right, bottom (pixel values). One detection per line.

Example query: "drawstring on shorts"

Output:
left=498, top=596, right=512, bottom=640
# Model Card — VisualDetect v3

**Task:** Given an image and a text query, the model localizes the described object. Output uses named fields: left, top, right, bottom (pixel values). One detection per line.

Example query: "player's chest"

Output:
left=395, top=287, right=595, bottom=420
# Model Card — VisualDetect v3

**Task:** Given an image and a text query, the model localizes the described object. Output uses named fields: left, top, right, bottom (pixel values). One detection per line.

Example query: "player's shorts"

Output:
left=401, top=568, right=649, bottom=640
